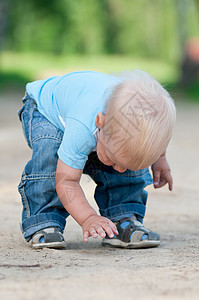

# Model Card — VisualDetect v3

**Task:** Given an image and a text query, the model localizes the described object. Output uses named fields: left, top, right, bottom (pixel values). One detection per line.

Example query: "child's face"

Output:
left=96, top=129, right=128, bottom=173
left=95, top=111, right=137, bottom=172
left=95, top=111, right=148, bottom=172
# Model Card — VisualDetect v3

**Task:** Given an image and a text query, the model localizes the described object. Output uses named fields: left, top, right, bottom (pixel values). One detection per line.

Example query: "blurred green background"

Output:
left=0, top=0, right=199, bottom=99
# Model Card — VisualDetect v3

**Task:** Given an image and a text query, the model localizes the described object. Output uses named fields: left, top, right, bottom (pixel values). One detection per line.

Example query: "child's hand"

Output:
left=151, top=155, right=173, bottom=191
left=82, top=215, right=119, bottom=242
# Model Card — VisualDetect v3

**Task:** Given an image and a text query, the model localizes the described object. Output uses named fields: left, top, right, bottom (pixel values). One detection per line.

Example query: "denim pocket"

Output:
left=30, top=109, right=63, bottom=146
left=31, top=109, right=48, bottom=128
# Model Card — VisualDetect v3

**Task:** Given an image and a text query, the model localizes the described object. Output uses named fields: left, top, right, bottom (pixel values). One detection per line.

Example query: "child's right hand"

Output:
left=82, top=215, right=119, bottom=242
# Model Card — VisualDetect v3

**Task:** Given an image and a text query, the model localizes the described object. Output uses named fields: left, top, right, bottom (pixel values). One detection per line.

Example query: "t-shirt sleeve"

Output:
left=57, top=118, right=96, bottom=169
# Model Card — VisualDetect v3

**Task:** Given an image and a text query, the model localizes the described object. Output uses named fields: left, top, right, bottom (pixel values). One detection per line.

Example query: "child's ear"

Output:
left=95, top=112, right=105, bottom=129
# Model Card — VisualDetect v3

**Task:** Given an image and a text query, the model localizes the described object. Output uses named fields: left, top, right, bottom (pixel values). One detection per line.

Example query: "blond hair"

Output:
left=103, top=70, right=176, bottom=170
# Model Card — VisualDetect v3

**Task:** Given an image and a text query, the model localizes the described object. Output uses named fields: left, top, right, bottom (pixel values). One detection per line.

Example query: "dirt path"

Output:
left=0, top=92, right=199, bottom=300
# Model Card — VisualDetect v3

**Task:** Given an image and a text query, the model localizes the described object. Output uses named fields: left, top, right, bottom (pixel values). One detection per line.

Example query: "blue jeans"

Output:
left=18, top=96, right=153, bottom=241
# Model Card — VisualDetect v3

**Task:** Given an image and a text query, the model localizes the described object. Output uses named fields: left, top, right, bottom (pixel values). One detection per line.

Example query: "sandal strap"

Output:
left=116, top=219, right=159, bottom=243
left=32, top=227, right=63, bottom=244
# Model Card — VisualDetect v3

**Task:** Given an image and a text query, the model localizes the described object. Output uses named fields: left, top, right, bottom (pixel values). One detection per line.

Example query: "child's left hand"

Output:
left=151, top=155, right=173, bottom=191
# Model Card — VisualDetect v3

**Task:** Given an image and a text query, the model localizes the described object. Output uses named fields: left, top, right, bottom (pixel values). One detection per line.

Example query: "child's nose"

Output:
left=113, top=165, right=127, bottom=173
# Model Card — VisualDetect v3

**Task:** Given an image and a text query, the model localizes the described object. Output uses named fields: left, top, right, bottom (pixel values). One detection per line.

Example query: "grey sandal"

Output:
left=30, top=227, right=66, bottom=249
left=102, top=218, right=160, bottom=249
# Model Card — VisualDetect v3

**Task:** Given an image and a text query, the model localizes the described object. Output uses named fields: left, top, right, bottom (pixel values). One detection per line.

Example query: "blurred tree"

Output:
left=3, top=0, right=199, bottom=62
left=60, top=0, right=106, bottom=54
left=0, top=0, right=8, bottom=68
left=0, top=0, right=7, bottom=49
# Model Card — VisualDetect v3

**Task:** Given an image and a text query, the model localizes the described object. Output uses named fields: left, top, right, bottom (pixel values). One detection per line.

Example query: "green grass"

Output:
left=0, top=51, right=179, bottom=90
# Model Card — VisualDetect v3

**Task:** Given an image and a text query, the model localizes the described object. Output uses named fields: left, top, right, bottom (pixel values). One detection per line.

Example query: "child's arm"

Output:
left=151, top=153, right=173, bottom=191
left=55, top=158, right=118, bottom=241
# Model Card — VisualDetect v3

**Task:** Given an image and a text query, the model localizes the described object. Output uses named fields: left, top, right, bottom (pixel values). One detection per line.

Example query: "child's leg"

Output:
left=83, top=152, right=152, bottom=223
left=18, top=97, right=69, bottom=242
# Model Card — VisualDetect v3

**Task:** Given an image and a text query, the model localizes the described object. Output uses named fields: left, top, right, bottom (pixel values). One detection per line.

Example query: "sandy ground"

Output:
left=0, top=91, right=199, bottom=300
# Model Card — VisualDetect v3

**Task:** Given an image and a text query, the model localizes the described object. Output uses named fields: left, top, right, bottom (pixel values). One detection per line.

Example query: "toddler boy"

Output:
left=18, top=70, right=176, bottom=249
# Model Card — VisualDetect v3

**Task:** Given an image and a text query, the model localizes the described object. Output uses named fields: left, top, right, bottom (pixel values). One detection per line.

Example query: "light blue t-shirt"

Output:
left=26, top=71, right=120, bottom=169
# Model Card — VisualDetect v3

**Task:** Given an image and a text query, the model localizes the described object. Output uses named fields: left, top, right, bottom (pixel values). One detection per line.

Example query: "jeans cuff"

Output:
left=21, top=213, right=66, bottom=241
left=99, top=203, right=146, bottom=223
